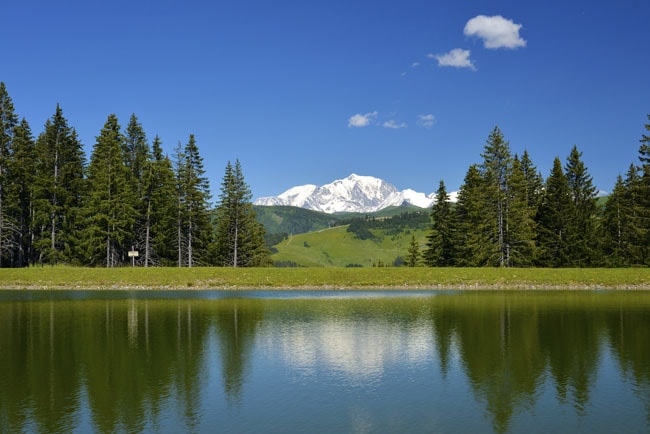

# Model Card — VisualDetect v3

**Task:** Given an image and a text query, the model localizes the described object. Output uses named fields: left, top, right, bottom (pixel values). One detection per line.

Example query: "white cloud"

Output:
left=348, top=111, right=378, bottom=128
left=433, top=48, right=476, bottom=70
left=464, top=15, right=526, bottom=49
left=382, top=120, right=407, bottom=129
left=417, top=114, right=436, bottom=129
left=411, top=62, right=421, bottom=68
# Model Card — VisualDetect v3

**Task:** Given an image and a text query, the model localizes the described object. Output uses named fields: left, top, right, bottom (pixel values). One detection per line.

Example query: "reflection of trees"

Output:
left=0, top=298, right=212, bottom=433
left=428, top=292, right=649, bottom=433
left=211, top=299, right=264, bottom=404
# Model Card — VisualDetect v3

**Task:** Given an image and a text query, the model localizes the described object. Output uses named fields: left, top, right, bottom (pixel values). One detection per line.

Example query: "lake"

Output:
left=0, top=290, right=649, bottom=433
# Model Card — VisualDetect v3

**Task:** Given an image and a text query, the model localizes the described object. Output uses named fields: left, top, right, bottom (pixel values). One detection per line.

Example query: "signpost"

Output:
left=128, top=249, right=139, bottom=267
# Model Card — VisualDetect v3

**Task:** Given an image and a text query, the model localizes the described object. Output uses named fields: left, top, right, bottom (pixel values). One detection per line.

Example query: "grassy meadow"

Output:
left=272, top=225, right=428, bottom=267
left=0, top=266, right=649, bottom=290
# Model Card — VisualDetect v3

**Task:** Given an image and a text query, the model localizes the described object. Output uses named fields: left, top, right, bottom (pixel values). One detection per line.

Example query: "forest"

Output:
left=1, top=81, right=649, bottom=268
left=0, top=83, right=269, bottom=268
left=421, top=122, right=650, bottom=268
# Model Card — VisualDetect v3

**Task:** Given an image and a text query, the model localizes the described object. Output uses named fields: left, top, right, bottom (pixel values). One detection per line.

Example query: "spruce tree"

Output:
left=0, top=82, right=18, bottom=267
left=536, top=158, right=573, bottom=267
left=214, top=160, right=269, bottom=267
left=602, top=174, right=634, bottom=266
left=7, top=119, right=36, bottom=266
left=405, top=233, right=421, bottom=267
left=174, top=135, right=212, bottom=267
left=564, top=145, right=598, bottom=266
left=636, top=115, right=650, bottom=264
left=455, top=164, right=486, bottom=266
left=141, top=136, right=177, bottom=266
left=424, top=180, right=457, bottom=266
left=82, top=114, right=135, bottom=267
left=506, top=155, right=538, bottom=266
left=32, top=105, right=86, bottom=264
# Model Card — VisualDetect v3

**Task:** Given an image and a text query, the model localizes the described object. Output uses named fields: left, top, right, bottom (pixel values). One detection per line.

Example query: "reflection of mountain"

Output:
left=1, top=293, right=650, bottom=433
left=259, top=319, right=434, bottom=379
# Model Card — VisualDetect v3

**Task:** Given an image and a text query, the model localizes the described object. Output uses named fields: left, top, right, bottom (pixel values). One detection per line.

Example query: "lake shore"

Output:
left=1, top=266, right=649, bottom=290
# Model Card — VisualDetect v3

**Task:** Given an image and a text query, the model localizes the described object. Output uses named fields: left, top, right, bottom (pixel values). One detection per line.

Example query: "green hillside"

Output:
left=253, top=205, right=341, bottom=235
left=271, top=225, right=429, bottom=267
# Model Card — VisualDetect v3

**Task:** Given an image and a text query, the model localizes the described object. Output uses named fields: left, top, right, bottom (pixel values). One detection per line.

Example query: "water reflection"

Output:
left=0, top=291, right=648, bottom=433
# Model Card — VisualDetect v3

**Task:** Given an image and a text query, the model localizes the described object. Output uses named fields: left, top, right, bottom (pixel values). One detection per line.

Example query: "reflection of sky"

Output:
left=258, top=319, right=435, bottom=380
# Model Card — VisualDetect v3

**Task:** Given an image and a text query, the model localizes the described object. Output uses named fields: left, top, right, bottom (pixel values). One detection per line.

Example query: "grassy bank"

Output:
left=0, top=266, right=649, bottom=290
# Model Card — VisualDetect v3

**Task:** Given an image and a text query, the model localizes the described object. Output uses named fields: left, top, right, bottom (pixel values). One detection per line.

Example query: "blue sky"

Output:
left=3, top=0, right=649, bottom=200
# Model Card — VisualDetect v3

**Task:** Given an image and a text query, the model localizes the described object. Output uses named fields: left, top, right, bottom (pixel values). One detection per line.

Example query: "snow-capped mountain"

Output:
left=254, top=174, right=448, bottom=214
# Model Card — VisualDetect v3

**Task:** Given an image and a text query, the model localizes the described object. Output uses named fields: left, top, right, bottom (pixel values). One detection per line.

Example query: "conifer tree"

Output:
left=140, top=136, right=177, bottom=266
left=602, top=174, right=634, bottom=266
left=636, top=115, right=650, bottom=264
left=506, top=155, right=538, bottom=266
left=82, top=114, right=135, bottom=267
left=0, top=82, right=18, bottom=267
left=455, top=164, right=486, bottom=266
left=174, top=135, right=212, bottom=266
left=123, top=115, right=151, bottom=263
left=536, top=158, right=573, bottom=267
left=7, top=119, right=35, bottom=266
left=405, top=233, right=421, bottom=267
left=424, top=180, right=457, bottom=266
left=214, top=160, right=269, bottom=267
left=564, top=145, right=598, bottom=266
left=32, top=105, right=86, bottom=264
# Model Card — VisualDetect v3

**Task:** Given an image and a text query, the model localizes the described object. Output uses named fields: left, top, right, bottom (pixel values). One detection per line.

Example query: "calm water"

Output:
left=1, top=290, right=649, bottom=433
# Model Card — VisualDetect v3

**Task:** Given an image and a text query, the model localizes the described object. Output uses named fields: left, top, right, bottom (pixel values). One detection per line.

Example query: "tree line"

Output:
left=0, top=82, right=269, bottom=268
left=419, top=121, right=650, bottom=267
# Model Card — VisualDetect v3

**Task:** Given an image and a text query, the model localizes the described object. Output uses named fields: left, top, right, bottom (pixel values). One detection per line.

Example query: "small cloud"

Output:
left=348, top=111, right=378, bottom=128
left=417, top=114, right=436, bottom=129
left=464, top=15, right=526, bottom=49
left=411, top=62, right=421, bottom=68
left=433, top=48, right=476, bottom=70
left=382, top=120, right=407, bottom=129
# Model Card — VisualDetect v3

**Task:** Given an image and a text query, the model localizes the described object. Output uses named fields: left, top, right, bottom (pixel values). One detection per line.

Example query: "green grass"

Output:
left=0, top=266, right=649, bottom=290
left=272, top=225, right=428, bottom=267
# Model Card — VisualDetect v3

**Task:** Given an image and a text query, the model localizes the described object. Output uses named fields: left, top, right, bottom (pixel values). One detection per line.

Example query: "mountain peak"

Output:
left=255, top=174, right=441, bottom=214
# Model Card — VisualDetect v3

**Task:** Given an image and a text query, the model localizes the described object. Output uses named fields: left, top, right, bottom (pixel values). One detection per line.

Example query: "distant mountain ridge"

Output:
left=255, top=174, right=455, bottom=214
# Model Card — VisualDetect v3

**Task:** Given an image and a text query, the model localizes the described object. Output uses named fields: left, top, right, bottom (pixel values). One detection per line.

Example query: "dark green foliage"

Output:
left=0, top=83, right=18, bottom=267
left=506, top=155, right=538, bottom=266
left=175, top=135, right=212, bottom=266
left=253, top=205, right=340, bottom=235
left=346, top=219, right=376, bottom=240
left=32, top=105, right=86, bottom=265
left=536, top=158, right=573, bottom=267
left=81, top=114, right=136, bottom=267
left=455, top=164, right=485, bottom=266
left=214, top=160, right=270, bottom=267
left=7, top=119, right=35, bottom=267
left=424, top=180, right=457, bottom=266
left=405, top=233, right=421, bottom=267
left=564, top=145, right=599, bottom=266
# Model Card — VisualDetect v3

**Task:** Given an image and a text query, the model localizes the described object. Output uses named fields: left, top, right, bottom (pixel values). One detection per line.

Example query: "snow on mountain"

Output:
left=254, top=174, right=456, bottom=214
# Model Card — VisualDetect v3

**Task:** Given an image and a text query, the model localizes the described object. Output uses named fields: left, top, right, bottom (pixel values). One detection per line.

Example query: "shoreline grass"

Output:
left=0, top=266, right=649, bottom=290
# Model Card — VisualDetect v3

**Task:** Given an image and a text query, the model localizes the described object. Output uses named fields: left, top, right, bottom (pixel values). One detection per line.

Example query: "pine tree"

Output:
left=32, top=105, right=86, bottom=264
left=636, top=115, right=650, bottom=264
left=536, top=158, right=573, bottom=267
left=564, top=145, right=598, bottom=266
left=424, top=180, right=457, bottom=266
left=601, top=174, right=633, bottom=266
left=174, top=135, right=212, bottom=267
left=405, top=233, right=421, bottom=267
left=214, top=160, right=269, bottom=267
left=455, top=164, right=487, bottom=266
left=477, top=126, right=513, bottom=266
left=0, top=82, right=18, bottom=267
left=140, top=136, right=177, bottom=266
left=7, top=119, right=36, bottom=266
left=123, top=115, right=151, bottom=264
left=506, top=155, right=538, bottom=266
left=82, top=114, right=135, bottom=267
